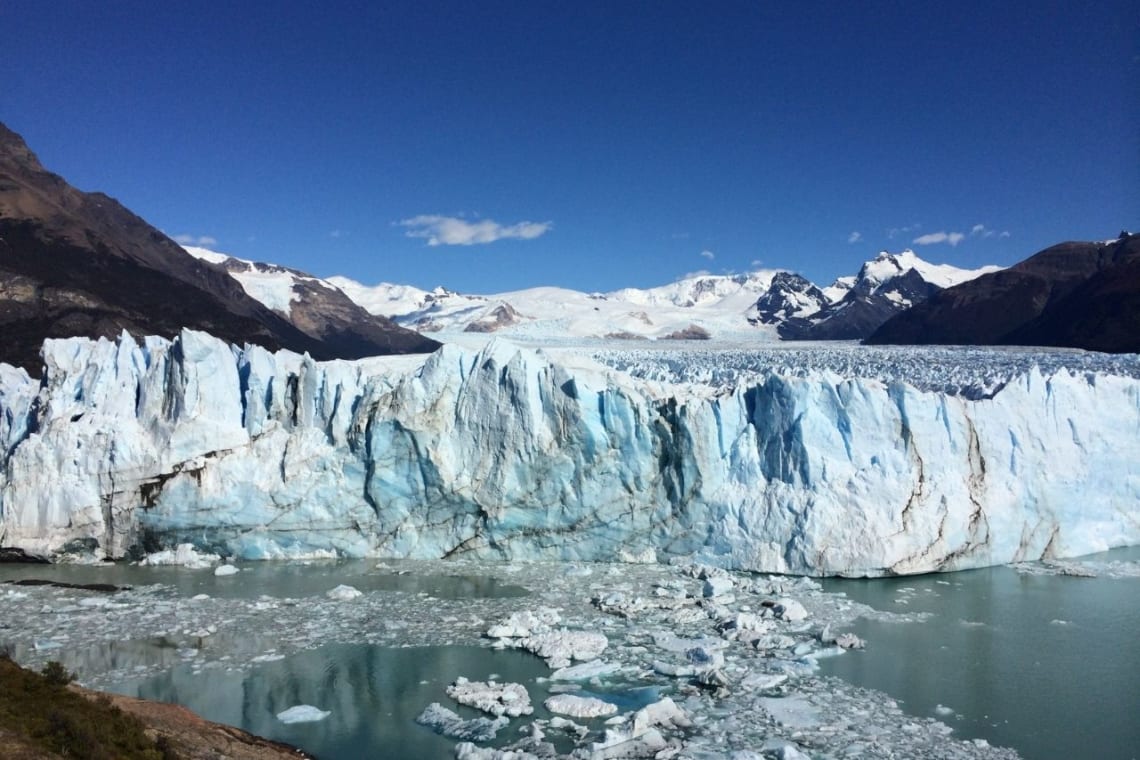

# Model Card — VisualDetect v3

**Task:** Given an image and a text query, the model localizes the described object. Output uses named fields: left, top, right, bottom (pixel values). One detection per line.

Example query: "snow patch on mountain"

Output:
left=184, top=245, right=336, bottom=317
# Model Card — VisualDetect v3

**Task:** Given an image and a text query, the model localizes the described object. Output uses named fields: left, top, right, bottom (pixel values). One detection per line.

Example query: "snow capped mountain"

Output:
left=183, top=245, right=338, bottom=316
left=2, top=330, right=1137, bottom=575
left=182, top=240, right=1000, bottom=347
left=329, top=270, right=786, bottom=342
left=780, top=250, right=1002, bottom=341
left=746, top=272, right=829, bottom=325
left=868, top=233, right=1140, bottom=353
left=0, top=121, right=437, bottom=372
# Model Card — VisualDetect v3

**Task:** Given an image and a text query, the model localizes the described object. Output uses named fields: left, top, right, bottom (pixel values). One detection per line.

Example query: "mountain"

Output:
left=867, top=233, right=1140, bottom=352
left=330, top=270, right=787, bottom=341
left=779, top=250, right=1002, bottom=340
left=181, top=246, right=439, bottom=359
left=0, top=122, right=436, bottom=373
left=2, top=330, right=1136, bottom=575
left=746, top=272, right=828, bottom=325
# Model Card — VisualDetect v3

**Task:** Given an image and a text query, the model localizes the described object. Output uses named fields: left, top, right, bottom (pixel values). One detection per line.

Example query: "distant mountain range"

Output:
left=0, top=122, right=437, bottom=374
left=2, top=121, right=1134, bottom=365
left=324, top=251, right=999, bottom=344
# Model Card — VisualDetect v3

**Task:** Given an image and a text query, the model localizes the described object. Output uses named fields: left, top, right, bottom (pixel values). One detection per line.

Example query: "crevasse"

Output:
left=0, top=330, right=1137, bottom=576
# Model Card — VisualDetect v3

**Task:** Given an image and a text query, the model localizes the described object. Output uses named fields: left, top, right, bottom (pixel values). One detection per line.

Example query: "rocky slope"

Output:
left=0, top=122, right=436, bottom=374
left=867, top=232, right=1140, bottom=352
left=780, top=250, right=1001, bottom=340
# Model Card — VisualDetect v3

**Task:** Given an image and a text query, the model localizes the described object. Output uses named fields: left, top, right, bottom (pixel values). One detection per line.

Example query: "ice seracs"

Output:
left=1, top=331, right=1138, bottom=576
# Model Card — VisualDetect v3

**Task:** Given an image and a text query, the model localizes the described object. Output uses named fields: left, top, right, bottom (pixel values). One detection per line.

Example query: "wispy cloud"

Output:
left=680, top=269, right=712, bottom=280
left=700, top=249, right=715, bottom=260
left=887, top=223, right=921, bottom=239
left=847, top=231, right=862, bottom=244
left=398, top=215, right=552, bottom=246
left=173, top=233, right=218, bottom=246
left=971, top=224, right=1010, bottom=239
left=913, top=231, right=966, bottom=247
left=330, top=229, right=346, bottom=239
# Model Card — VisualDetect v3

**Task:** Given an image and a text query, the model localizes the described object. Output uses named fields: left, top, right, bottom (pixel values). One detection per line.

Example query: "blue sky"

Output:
left=2, top=1, right=1137, bottom=293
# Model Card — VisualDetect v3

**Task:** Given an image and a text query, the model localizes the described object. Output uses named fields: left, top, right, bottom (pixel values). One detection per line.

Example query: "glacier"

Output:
left=1, top=329, right=1138, bottom=575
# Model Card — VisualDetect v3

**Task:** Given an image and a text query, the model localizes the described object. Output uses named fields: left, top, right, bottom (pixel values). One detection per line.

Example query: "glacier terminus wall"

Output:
left=1, top=330, right=1138, bottom=576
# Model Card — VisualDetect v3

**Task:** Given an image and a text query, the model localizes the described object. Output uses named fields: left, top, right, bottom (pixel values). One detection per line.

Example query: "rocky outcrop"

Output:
left=0, top=122, right=436, bottom=374
left=867, top=233, right=1140, bottom=352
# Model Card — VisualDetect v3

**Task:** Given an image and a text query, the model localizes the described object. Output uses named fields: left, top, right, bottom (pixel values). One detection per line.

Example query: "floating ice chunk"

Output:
left=447, top=677, right=533, bottom=717
left=518, top=629, right=607, bottom=668
left=190, top=593, right=210, bottom=601
left=760, top=739, right=811, bottom=760
left=415, top=703, right=508, bottom=742
left=544, top=693, right=618, bottom=718
left=703, top=576, right=734, bottom=598
left=590, top=697, right=690, bottom=757
left=617, top=547, right=657, bottom=564
left=326, top=584, right=363, bottom=600
left=741, top=672, right=788, bottom=690
left=214, top=564, right=239, bottom=576
left=758, top=696, right=821, bottom=728
left=486, top=608, right=562, bottom=639
left=276, top=705, right=330, bottom=723
left=140, top=543, right=220, bottom=568
left=550, top=659, right=622, bottom=681
left=934, top=704, right=955, bottom=716
left=766, top=598, right=808, bottom=622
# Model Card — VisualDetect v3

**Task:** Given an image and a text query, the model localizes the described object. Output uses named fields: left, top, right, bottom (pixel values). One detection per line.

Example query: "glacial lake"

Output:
left=4, top=550, right=1139, bottom=759
left=819, top=546, right=1140, bottom=760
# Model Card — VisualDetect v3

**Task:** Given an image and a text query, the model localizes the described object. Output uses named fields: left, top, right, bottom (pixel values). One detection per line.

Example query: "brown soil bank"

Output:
left=0, top=656, right=313, bottom=760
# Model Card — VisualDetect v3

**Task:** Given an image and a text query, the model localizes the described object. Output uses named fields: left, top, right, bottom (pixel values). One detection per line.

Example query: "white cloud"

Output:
left=330, top=229, right=345, bottom=239
left=887, top=223, right=921, bottom=239
left=750, top=259, right=765, bottom=268
left=1000, top=230, right=1011, bottom=238
left=700, top=249, right=715, bottom=260
left=173, top=233, right=218, bottom=246
left=971, top=224, right=1003, bottom=239
left=680, top=269, right=712, bottom=280
left=913, top=231, right=966, bottom=247
left=398, top=215, right=552, bottom=246
left=847, top=231, right=862, bottom=244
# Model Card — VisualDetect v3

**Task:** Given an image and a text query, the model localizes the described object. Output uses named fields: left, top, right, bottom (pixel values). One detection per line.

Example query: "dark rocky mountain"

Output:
left=0, top=123, right=438, bottom=374
left=746, top=272, right=828, bottom=326
left=867, top=233, right=1140, bottom=353
left=779, top=251, right=948, bottom=340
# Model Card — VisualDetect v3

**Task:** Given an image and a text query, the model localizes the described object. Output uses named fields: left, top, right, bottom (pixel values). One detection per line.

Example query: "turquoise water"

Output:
left=107, top=643, right=663, bottom=759
left=0, top=558, right=529, bottom=600
left=819, top=547, right=1140, bottom=760
left=111, top=644, right=553, bottom=759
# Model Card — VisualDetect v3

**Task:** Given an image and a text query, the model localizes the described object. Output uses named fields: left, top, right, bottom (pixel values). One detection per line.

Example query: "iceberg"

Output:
left=1, top=329, right=1138, bottom=575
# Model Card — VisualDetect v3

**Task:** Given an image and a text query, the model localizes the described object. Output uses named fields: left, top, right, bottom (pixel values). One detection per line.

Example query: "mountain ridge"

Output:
left=867, top=233, right=1140, bottom=352
left=0, top=122, right=438, bottom=373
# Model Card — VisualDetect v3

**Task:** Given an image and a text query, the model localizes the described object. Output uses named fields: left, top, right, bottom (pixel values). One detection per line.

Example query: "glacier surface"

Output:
left=1, top=330, right=1138, bottom=575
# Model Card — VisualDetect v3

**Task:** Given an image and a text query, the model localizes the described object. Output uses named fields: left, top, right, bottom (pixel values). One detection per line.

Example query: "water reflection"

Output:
left=0, top=559, right=530, bottom=600
left=819, top=547, right=1140, bottom=760
left=110, top=644, right=555, bottom=759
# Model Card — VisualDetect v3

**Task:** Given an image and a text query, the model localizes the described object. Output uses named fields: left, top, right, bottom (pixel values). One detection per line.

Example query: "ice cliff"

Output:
left=1, top=330, right=1138, bottom=575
